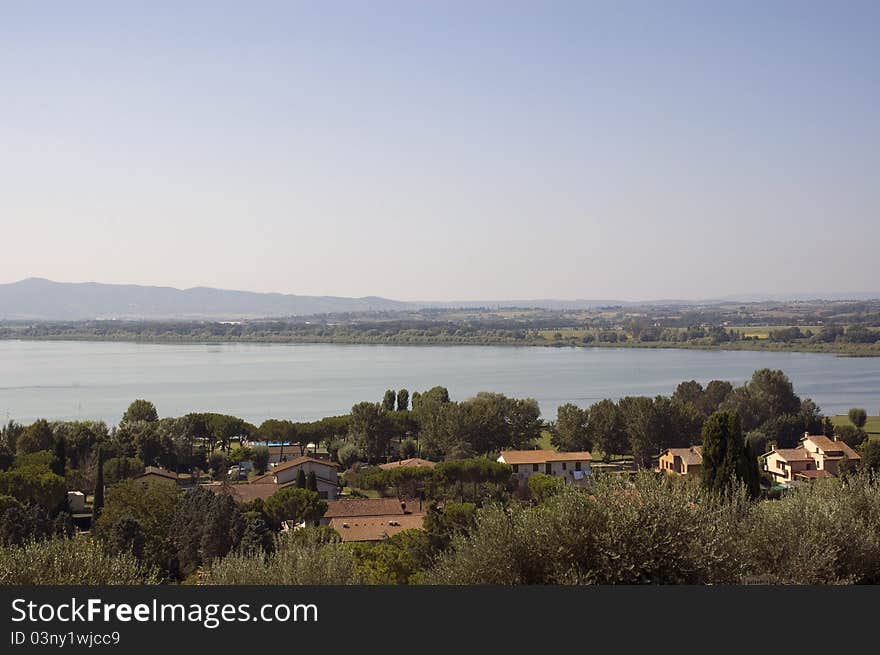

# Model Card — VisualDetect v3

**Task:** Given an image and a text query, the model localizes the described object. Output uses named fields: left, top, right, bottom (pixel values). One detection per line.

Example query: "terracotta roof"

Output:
left=499, top=450, right=593, bottom=465
left=323, top=498, right=413, bottom=519
left=772, top=448, right=812, bottom=463
left=272, top=456, right=339, bottom=474
left=378, top=458, right=437, bottom=470
left=663, top=447, right=703, bottom=466
left=135, top=466, right=179, bottom=481
left=803, top=435, right=846, bottom=453
left=329, top=513, right=426, bottom=542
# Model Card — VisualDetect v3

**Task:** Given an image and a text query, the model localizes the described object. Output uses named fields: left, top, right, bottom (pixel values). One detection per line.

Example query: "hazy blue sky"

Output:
left=2, top=2, right=878, bottom=301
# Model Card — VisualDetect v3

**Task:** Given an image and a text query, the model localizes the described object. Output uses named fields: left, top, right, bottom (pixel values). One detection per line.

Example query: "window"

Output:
left=575, top=461, right=582, bottom=471
left=545, top=463, right=552, bottom=474
left=532, top=464, right=539, bottom=472
left=562, top=462, right=567, bottom=470
left=512, top=464, right=519, bottom=473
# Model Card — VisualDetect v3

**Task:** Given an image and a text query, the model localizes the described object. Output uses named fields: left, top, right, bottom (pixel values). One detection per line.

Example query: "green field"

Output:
left=831, top=414, right=880, bottom=439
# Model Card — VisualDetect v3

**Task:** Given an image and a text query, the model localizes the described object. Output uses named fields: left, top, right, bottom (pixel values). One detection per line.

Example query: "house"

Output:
left=132, top=466, right=181, bottom=485
left=321, top=497, right=426, bottom=542
left=497, top=450, right=592, bottom=486
left=762, top=432, right=861, bottom=485
left=378, top=458, right=436, bottom=470
left=251, top=456, right=339, bottom=499
left=658, top=446, right=703, bottom=476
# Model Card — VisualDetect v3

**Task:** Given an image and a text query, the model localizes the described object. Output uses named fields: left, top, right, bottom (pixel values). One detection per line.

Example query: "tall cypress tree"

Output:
left=307, top=470, right=318, bottom=492
left=701, top=411, right=752, bottom=495
left=296, top=468, right=307, bottom=489
left=93, top=448, right=105, bottom=521
left=52, top=435, right=67, bottom=477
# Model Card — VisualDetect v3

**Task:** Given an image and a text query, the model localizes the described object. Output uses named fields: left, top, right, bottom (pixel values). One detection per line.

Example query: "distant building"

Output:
left=762, top=433, right=861, bottom=485
left=251, top=456, right=339, bottom=499
left=497, top=450, right=592, bottom=486
left=378, top=458, right=436, bottom=470
left=658, top=446, right=703, bottom=476
left=132, top=466, right=181, bottom=485
left=321, top=497, right=425, bottom=542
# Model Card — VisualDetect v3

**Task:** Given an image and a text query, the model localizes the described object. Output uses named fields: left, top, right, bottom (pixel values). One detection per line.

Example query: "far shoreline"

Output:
left=1, top=334, right=877, bottom=357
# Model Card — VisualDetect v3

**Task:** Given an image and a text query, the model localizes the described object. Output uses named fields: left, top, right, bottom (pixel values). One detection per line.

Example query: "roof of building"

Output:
left=323, top=497, right=415, bottom=519
left=802, top=435, right=861, bottom=460
left=378, top=458, right=437, bottom=470
left=135, top=466, right=179, bottom=481
left=272, top=456, right=339, bottom=474
left=329, top=513, right=426, bottom=542
left=771, top=448, right=813, bottom=463
left=499, top=449, right=593, bottom=465
left=663, top=446, right=703, bottom=466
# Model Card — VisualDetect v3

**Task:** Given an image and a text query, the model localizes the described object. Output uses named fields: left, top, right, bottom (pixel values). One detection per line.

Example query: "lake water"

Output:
left=1, top=340, right=879, bottom=425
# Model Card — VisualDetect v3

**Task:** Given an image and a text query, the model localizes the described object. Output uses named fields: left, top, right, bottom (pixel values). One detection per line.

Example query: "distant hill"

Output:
left=0, top=278, right=410, bottom=320
left=1, top=278, right=877, bottom=321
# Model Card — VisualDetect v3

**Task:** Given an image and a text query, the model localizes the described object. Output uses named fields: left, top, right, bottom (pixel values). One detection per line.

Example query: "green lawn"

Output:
left=831, top=414, right=880, bottom=439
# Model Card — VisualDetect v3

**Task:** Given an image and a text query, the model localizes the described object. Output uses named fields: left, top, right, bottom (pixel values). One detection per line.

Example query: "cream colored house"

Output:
left=250, top=456, right=340, bottom=499
left=762, top=433, right=860, bottom=484
left=497, top=450, right=592, bottom=486
left=658, top=446, right=702, bottom=476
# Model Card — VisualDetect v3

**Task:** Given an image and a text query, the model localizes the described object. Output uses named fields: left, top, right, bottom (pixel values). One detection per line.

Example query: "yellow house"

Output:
left=761, top=433, right=860, bottom=484
left=658, top=446, right=702, bottom=476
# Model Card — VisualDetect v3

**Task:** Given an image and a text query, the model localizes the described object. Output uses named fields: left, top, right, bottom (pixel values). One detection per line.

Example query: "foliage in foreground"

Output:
left=203, top=528, right=363, bottom=585
left=0, top=536, right=159, bottom=585
left=426, top=472, right=880, bottom=585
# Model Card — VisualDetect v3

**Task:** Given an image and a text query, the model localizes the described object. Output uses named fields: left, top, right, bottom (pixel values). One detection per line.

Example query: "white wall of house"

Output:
left=507, top=460, right=592, bottom=485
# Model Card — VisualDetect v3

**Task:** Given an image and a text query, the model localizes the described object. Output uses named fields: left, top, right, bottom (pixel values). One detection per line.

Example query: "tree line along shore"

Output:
left=2, top=369, right=880, bottom=585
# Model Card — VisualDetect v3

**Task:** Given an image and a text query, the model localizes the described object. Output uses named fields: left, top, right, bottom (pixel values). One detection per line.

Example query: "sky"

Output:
left=1, top=1, right=878, bottom=301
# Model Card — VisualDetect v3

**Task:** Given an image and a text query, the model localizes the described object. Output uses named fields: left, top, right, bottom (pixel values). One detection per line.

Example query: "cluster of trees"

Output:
left=354, top=458, right=512, bottom=503
left=549, top=369, right=828, bottom=467
left=88, top=479, right=328, bottom=582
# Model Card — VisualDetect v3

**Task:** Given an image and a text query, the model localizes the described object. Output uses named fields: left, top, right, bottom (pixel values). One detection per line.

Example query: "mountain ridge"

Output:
left=1, top=278, right=879, bottom=320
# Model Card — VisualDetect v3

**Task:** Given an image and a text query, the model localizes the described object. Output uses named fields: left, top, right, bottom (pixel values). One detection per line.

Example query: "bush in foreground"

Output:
left=203, top=528, right=362, bottom=585
left=0, top=536, right=159, bottom=585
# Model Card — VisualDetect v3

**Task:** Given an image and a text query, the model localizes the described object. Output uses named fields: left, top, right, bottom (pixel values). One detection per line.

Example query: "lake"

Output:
left=1, top=340, right=879, bottom=425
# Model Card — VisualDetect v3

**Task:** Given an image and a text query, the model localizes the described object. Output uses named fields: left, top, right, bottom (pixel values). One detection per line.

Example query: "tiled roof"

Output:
left=329, top=513, right=426, bottom=542
left=772, top=448, right=812, bottom=463
left=272, top=456, right=339, bottom=474
left=378, top=458, right=437, bottom=470
left=499, top=450, right=593, bottom=465
left=136, top=466, right=178, bottom=480
left=323, top=498, right=413, bottom=519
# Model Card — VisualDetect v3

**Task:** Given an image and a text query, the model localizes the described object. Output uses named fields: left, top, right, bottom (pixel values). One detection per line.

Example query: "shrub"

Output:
left=204, top=529, right=361, bottom=585
left=0, top=536, right=159, bottom=585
